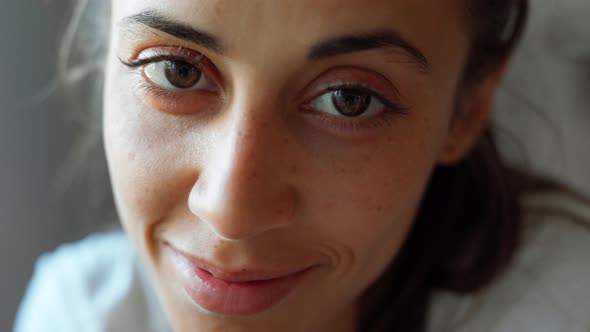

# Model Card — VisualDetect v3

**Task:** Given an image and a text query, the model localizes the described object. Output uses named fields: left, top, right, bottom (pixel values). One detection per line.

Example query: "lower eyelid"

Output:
left=133, top=80, right=219, bottom=116
left=300, top=109, right=398, bottom=138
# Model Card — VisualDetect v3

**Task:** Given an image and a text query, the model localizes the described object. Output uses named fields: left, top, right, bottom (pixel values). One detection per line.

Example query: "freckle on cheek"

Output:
left=324, top=200, right=336, bottom=210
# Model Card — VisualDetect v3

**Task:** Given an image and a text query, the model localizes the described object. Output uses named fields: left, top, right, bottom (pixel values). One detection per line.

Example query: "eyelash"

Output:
left=120, top=49, right=221, bottom=114
left=120, top=47, right=205, bottom=68
left=120, top=49, right=408, bottom=133
left=298, top=80, right=408, bottom=134
left=311, top=82, right=405, bottom=113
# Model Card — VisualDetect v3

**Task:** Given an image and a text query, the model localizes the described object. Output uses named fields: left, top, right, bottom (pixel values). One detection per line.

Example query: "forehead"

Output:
left=112, top=0, right=468, bottom=65
left=114, top=0, right=465, bottom=21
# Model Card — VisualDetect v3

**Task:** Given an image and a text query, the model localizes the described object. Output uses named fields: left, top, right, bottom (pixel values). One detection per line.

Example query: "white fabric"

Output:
left=14, top=193, right=590, bottom=332
left=13, top=232, right=170, bottom=332
left=494, top=0, right=590, bottom=197
left=427, top=192, right=590, bottom=332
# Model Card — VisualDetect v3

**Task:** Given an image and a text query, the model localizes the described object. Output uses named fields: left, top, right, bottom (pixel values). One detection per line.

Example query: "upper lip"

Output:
left=166, top=243, right=314, bottom=283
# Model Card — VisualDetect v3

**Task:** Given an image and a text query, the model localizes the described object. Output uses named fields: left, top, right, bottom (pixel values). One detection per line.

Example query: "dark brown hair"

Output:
left=359, top=1, right=533, bottom=331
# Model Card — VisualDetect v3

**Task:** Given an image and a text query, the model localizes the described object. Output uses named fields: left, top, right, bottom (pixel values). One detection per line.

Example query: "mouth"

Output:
left=165, top=243, right=313, bottom=316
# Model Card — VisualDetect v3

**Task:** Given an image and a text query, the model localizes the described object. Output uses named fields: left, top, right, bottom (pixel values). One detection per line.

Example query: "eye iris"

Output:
left=163, top=60, right=202, bottom=89
left=331, top=89, right=371, bottom=117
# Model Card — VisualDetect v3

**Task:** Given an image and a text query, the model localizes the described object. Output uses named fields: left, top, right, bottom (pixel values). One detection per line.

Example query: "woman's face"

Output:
left=104, top=0, right=486, bottom=331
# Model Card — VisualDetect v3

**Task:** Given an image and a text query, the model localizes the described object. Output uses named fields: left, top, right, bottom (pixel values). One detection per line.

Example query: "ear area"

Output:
left=437, top=63, right=508, bottom=166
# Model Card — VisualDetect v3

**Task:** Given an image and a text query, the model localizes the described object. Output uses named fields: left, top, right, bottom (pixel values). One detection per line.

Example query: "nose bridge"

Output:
left=221, top=88, right=287, bottom=198
left=189, top=91, right=297, bottom=241
left=230, top=107, right=276, bottom=179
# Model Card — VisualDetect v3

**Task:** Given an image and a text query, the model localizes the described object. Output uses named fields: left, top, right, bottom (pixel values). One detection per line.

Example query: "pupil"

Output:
left=164, top=61, right=202, bottom=89
left=331, top=89, right=371, bottom=117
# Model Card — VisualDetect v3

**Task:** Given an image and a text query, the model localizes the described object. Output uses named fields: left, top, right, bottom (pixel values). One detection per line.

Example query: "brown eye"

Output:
left=143, top=60, right=214, bottom=91
left=163, top=60, right=202, bottom=89
left=309, top=88, right=388, bottom=119
left=330, top=89, right=372, bottom=117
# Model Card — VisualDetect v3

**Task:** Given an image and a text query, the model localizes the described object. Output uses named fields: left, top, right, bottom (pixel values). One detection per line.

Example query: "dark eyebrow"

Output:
left=308, top=30, right=431, bottom=74
left=120, top=11, right=429, bottom=74
left=120, top=10, right=223, bottom=54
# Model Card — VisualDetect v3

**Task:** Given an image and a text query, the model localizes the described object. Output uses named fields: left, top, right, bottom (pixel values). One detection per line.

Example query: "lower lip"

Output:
left=168, top=248, right=307, bottom=315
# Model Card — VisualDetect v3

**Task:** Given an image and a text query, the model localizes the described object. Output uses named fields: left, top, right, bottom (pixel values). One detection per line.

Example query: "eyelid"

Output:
left=120, top=54, right=203, bottom=68
left=121, top=46, right=222, bottom=77
left=299, top=66, right=407, bottom=110
left=123, top=45, right=202, bottom=64
left=118, top=46, right=224, bottom=116
left=308, top=82, right=406, bottom=113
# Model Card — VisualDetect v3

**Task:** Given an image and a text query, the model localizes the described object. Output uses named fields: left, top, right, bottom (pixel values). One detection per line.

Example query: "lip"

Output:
left=166, top=244, right=311, bottom=315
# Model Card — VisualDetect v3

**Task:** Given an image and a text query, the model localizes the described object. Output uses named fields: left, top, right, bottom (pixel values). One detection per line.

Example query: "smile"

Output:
left=165, top=244, right=312, bottom=315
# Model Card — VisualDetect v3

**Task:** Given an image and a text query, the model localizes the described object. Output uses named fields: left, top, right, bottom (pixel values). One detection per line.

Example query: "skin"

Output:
left=103, top=0, right=504, bottom=331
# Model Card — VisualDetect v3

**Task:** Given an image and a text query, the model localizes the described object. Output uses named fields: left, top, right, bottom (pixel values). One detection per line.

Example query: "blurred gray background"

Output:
left=0, top=2, right=105, bottom=331
left=0, top=1, right=588, bottom=331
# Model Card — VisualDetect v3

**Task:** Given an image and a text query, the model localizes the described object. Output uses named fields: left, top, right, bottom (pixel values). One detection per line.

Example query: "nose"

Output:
left=188, top=104, right=298, bottom=241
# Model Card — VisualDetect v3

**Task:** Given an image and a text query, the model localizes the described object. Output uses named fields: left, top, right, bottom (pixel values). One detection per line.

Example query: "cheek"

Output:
left=313, top=155, right=429, bottom=246
left=301, top=108, right=450, bottom=280
left=103, top=71, right=201, bottom=244
left=305, top=143, right=436, bottom=264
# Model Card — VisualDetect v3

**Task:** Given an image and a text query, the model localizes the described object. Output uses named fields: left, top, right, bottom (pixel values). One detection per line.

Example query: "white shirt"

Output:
left=14, top=192, right=590, bottom=332
left=14, top=232, right=171, bottom=332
